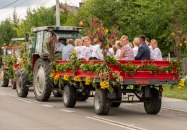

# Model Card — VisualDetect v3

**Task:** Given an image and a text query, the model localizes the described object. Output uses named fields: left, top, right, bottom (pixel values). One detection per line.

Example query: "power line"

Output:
left=0, top=0, right=50, bottom=15
left=0, top=0, right=27, bottom=15
left=0, top=0, right=19, bottom=9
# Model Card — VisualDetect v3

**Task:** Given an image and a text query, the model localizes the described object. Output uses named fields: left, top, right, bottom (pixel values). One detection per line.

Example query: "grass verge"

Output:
left=163, top=83, right=187, bottom=100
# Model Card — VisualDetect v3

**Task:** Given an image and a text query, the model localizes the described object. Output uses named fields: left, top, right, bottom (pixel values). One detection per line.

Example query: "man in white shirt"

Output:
left=151, top=39, right=163, bottom=60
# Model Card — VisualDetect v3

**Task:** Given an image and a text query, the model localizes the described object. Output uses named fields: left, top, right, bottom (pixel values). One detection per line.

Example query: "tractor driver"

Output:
left=49, top=33, right=65, bottom=54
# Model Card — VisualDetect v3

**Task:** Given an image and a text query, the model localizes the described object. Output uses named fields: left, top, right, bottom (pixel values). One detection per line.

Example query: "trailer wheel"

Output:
left=11, top=78, right=16, bottom=89
left=144, top=88, right=161, bottom=114
left=77, top=91, right=89, bottom=101
left=1, top=71, right=9, bottom=87
left=33, top=59, right=52, bottom=102
left=94, top=89, right=110, bottom=115
left=111, top=97, right=122, bottom=107
left=16, top=69, right=28, bottom=97
left=63, top=85, right=76, bottom=108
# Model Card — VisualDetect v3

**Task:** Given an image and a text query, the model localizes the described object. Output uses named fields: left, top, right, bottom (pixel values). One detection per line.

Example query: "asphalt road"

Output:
left=0, top=87, right=187, bottom=130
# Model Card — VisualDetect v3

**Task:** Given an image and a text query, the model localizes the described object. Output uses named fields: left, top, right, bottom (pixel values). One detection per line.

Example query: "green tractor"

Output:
left=16, top=26, right=82, bottom=101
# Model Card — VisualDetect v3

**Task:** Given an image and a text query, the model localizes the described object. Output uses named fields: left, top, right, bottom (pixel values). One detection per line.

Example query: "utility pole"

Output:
left=56, top=0, right=60, bottom=26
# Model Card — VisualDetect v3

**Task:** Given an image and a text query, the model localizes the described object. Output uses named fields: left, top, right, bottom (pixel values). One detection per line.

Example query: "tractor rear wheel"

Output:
left=33, top=59, right=52, bottom=102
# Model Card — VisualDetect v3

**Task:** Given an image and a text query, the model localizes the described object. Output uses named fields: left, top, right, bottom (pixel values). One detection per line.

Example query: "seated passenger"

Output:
left=151, top=39, right=163, bottom=60
left=132, top=37, right=139, bottom=57
left=108, top=43, right=114, bottom=55
left=114, top=41, right=122, bottom=59
left=120, top=35, right=134, bottom=60
left=74, top=39, right=83, bottom=59
left=53, top=37, right=65, bottom=53
left=90, top=39, right=104, bottom=60
left=62, top=39, right=75, bottom=60
left=79, top=36, right=92, bottom=60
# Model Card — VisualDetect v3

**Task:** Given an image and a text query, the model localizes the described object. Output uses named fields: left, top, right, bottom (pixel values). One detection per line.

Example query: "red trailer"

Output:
left=53, top=58, right=179, bottom=115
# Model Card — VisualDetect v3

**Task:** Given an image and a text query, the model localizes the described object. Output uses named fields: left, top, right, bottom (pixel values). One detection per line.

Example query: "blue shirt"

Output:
left=62, top=44, right=75, bottom=60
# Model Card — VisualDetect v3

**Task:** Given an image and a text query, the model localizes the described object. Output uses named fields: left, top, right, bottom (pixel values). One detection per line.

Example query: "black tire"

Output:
left=1, top=71, right=9, bottom=87
left=144, top=88, right=161, bottom=114
left=16, top=68, right=29, bottom=97
left=11, top=78, right=16, bottom=89
left=33, top=59, right=52, bottom=102
left=94, top=89, right=110, bottom=115
left=63, top=85, right=76, bottom=108
left=111, top=97, right=122, bottom=107
left=77, top=91, right=89, bottom=101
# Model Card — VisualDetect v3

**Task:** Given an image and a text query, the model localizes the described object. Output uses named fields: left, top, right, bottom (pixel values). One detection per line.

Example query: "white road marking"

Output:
left=0, top=92, right=16, bottom=97
left=0, top=93, right=6, bottom=96
left=17, top=98, right=33, bottom=103
left=86, top=116, right=147, bottom=130
left=42, top=104, right=54, bottom=108
left=58, top=109, right=74, bottom=113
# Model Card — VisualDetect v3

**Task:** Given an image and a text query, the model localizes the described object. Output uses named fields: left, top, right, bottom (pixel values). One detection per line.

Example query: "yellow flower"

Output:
left=85, top=76, right=91, bottom=85
left=179, top=43, right=183, bottom=47
left=50, top=73, right=55, bottom=78
left=22, top=53, right=26, bottom=58
left=74, top=76, right=82, bottom=82
left=63, top=74, right=70, bottom=81
left=71, top=50, right=76, bottom=55
left=100, top=81, right=109, bottom=89
left=177, top=79, right=186, bottom=89
left=184, top=41, right=187, bottom=44
left=54, top=74, right=60, bottom=81
left=171, top=32, right=174, bottom=36
left=104, top=29, right=109, bottom=33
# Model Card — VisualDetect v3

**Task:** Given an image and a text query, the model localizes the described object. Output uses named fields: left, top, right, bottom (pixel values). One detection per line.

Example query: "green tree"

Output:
left=16, top=7, right=56, bottom=37
left=0, top=18, right=17, bottom=46
left=74, top=0, right=187, bottom=56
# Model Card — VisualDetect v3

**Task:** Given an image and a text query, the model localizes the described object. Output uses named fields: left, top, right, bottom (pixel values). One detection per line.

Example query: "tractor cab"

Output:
left=32, top=26, right=83, bottom=58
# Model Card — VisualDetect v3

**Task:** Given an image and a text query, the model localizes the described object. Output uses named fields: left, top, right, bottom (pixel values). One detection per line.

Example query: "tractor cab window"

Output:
left=35, top=32, right=43, bottom=53
left=53, top=31, right=83, bottom=41
left=42, top=31, right=51, bottom=54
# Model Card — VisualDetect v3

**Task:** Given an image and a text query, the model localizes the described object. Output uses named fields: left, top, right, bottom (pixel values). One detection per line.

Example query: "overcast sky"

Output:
left=0, top=0, right=82, bottom=22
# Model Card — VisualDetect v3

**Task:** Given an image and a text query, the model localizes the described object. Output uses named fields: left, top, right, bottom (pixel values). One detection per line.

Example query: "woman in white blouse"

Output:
left=74, top=39, right=83, bottom=59
left=151, top=39, right=163, bottom=60
left=114, top=41, right=122, bottom=59
left=132, top=37, right=139, bottom=57
left=79, top=36, right=92, bottom=60
left=90, top=38, right=104, bottom=60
